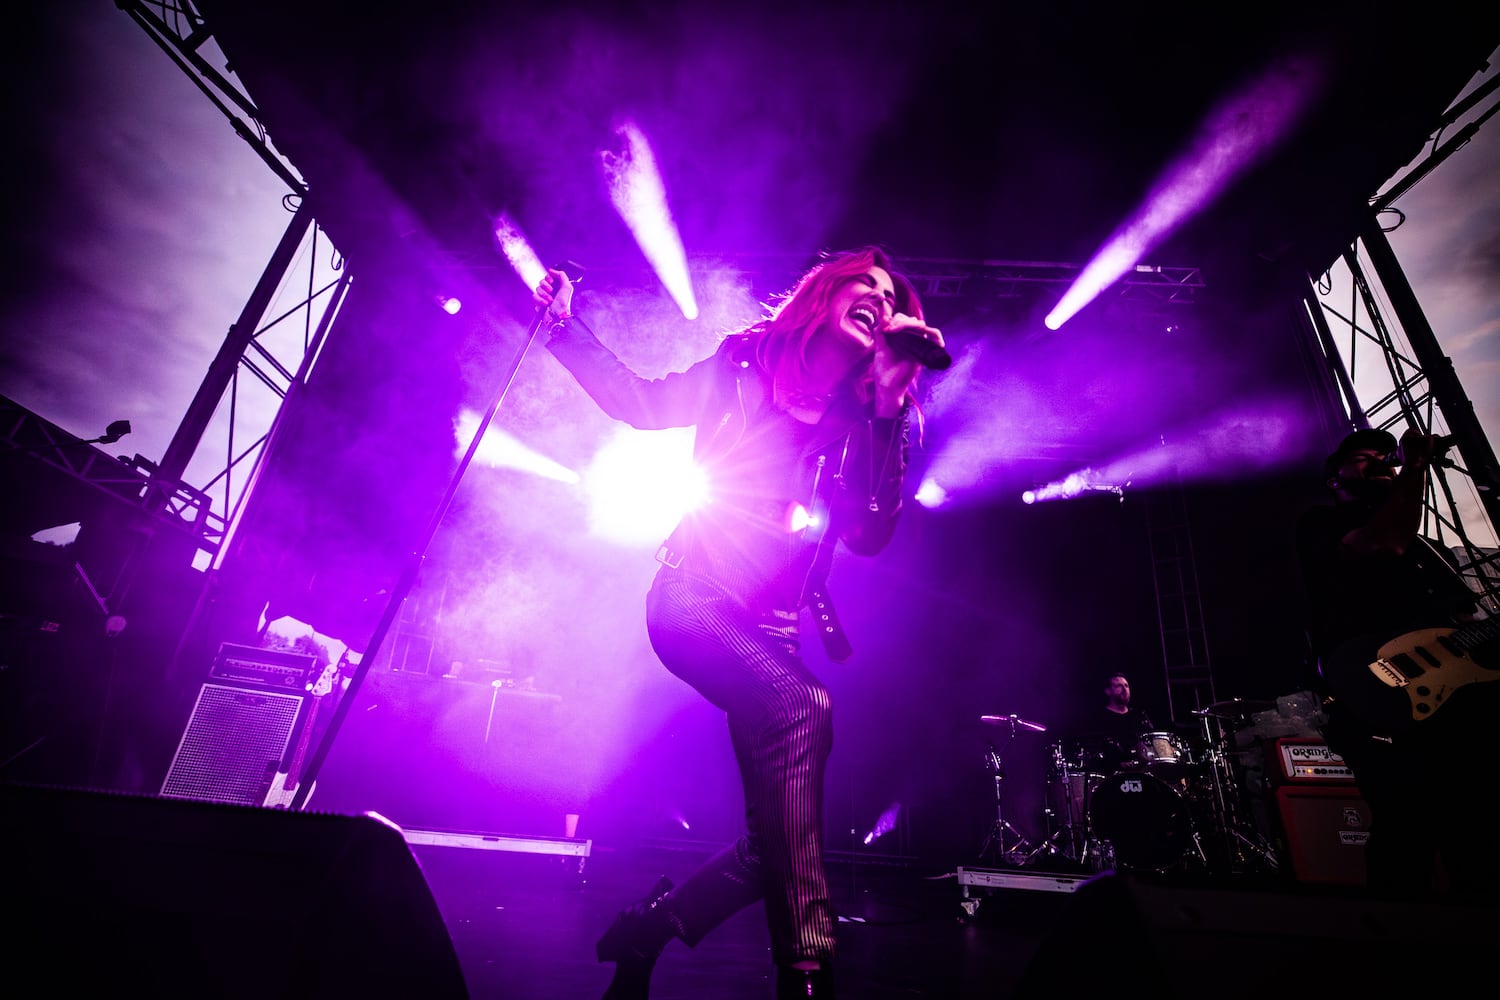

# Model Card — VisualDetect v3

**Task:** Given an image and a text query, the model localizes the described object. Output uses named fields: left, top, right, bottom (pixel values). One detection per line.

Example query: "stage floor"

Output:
left=409, top=838, right=1499, bottom=999
left=7, top=779, right=1495, bottom=1000
left=411, top=842, right=1070, bottom=1000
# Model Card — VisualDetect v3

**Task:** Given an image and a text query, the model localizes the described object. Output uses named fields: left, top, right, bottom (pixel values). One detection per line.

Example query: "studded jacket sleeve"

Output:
left=543, top=315, right=719, bottom=430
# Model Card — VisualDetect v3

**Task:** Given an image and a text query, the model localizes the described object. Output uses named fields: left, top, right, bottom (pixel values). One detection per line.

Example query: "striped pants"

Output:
left=644, top=566, right=836, bottom=966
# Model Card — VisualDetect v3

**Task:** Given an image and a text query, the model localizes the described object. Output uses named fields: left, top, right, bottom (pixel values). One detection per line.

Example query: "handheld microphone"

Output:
left=551, top=260, right=586, bottom=285
left=1391, top=433, right=1460, bottom=467
left=884, top=329, right=952, bottom=371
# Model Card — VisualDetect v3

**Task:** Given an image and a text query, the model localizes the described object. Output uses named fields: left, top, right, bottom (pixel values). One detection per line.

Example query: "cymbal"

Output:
left=979, top=714, right=1047, bottom=733
left=1194, top=697, right=1277, bottom=719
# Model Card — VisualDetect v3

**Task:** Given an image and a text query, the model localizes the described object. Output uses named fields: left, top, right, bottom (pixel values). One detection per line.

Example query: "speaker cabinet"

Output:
left=160, top=682, right=305, bottom=804
left=1014, top=871, right=1498, bottom=998
left=0, top=784, right=467, bottom=998
left=1273, top=785, right=1371, bottom=886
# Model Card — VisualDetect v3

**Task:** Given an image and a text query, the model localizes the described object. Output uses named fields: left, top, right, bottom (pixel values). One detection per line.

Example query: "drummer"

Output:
left=1067, top=671, right=1157, bottom=772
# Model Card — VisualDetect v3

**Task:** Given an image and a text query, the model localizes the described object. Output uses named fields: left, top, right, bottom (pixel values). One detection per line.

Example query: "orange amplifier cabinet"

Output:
left=1265, top=739, right=1369, bottom=886
left=1274, top=786, right=1371, bottom=886
left=1270, top=737, right=1356, bottom=784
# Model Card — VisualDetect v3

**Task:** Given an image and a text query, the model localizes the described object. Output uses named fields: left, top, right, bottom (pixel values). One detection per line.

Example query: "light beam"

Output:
left=456, top=408, right=580, bottom=483
left=492, top=212, right=547, bottom=292
left=601, top=120, right=699, bottom=320
left=1047, top=52, right=1322, bottom=329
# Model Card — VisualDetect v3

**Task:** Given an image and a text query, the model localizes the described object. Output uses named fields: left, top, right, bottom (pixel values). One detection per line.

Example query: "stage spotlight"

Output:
left=914, top=478, right=948, bottom=509
left=861, top=802, right=902, bottom=846
left=436, top=294, right=462, bottom=315
left=81, top=419, right=132, bottom=446
left=600, top=120, right=698, bottom=320
left=1046, top=53, right=1319, bottom=329
left=1023, top=470, right=1127, bottom=504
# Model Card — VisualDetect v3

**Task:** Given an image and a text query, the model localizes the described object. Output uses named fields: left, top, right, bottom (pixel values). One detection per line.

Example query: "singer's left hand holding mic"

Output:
left=873, top=314, right=945, bottom=413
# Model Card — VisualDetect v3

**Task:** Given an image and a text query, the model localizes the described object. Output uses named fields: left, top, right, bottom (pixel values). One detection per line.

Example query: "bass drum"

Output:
left=1088, top=770, right=1195, bottom=871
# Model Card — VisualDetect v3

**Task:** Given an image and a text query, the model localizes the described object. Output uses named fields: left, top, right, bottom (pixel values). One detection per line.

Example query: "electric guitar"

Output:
left=264, top=660, right=339, bottom=808
left=1319, top=619, right=1500, bottom=732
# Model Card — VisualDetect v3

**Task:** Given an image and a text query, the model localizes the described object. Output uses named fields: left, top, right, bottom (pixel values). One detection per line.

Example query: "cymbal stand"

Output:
left=1196, top=713, right=1279, bottom=874
left=1036, top=756, right=1105, bottom=870
left=978, top=734, right=1033, bottom=867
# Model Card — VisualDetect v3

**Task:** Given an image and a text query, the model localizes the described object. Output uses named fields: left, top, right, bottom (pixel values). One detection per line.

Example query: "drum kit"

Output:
left=977, top=699, right=1280, bottom=877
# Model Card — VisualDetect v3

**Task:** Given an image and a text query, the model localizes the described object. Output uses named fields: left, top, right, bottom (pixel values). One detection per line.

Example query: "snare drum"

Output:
left=1135, top=731, right=1193, bottom=768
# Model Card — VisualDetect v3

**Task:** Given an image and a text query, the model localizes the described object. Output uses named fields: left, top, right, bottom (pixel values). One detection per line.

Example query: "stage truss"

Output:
left=98, top=2, right=1497, bottom=741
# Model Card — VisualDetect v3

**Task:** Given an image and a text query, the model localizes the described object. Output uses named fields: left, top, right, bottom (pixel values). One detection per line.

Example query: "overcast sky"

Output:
left=4, top=10, right=1496, bottom=547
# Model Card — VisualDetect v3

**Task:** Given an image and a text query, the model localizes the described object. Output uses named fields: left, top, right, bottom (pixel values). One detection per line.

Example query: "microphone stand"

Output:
left=288, top=293, right=562, bottom=810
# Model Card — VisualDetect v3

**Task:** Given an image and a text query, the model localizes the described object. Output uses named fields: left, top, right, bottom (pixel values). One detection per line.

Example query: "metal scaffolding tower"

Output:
left=115, top=2, right=350, bottom=582
left=1303, top=57, right=1500, bottom=614
left=97, top=2, right=1500, bottom=741
left=1144, top=481, right=1218, bottom=724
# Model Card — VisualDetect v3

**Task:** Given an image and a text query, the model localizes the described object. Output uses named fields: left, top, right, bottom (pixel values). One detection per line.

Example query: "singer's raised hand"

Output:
left=871, top=314, right=944, bottom=414
left=1396, top=427, right=1438, bottom=470
left=533, top=268, right=574, bottom=321
left=882, top=315, right=945, bottom=359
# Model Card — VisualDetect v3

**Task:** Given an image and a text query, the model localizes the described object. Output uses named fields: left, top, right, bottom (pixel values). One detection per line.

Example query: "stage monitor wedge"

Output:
left=0, top=784, right=469, bottom=998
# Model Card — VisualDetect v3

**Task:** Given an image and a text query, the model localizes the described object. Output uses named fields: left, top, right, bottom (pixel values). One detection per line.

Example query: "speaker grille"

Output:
left=160, top=683, right=304, bottom=804
left=1274, top=786, right=1371, bottom=886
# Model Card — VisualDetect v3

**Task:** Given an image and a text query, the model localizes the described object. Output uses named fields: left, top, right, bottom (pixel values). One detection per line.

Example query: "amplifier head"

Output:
left=1273, top=737, right=1356, bottom=783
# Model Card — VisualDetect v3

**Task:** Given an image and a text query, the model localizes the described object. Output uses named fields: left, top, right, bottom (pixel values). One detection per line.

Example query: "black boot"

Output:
left=596, top=876, right=675, bottom=1000
left=776, top=965, right=834, bottom=999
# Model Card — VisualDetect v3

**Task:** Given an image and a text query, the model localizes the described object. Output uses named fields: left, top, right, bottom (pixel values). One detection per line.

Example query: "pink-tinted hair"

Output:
left=750, top=246, right=925, bottom=403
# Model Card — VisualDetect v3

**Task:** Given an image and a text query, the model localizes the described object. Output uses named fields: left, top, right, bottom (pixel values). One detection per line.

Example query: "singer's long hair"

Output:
left=749, top=246, right=925, bottom=410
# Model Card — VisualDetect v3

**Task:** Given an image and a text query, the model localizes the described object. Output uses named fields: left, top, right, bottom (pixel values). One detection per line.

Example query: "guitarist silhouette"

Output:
left=1295, top=426, right=1499, bottom=900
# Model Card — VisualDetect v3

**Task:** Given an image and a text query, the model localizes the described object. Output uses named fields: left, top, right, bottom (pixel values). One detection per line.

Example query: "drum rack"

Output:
left=970, top=704, right=1283, bottom=889
left=956, top=865, right=1088, bottom=919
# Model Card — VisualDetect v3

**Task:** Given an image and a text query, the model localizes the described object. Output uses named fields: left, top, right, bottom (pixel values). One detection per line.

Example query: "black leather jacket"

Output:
left=546, top=316, right=909, bottom=648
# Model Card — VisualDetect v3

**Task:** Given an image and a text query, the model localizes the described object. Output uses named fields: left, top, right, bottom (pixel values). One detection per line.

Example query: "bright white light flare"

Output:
left=914, top=478, right=949, bottom=509
left=583, top=427, right=706, bottom=546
